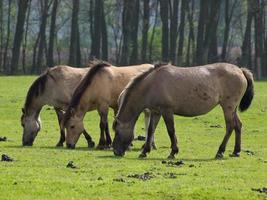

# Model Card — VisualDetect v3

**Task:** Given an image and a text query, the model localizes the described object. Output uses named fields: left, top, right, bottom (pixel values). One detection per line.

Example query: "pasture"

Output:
left=0, top=76, right=266, bottom=200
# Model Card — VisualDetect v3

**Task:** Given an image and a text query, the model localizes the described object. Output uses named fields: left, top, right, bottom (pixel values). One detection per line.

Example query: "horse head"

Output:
left=21, top=108, right=41, bottom=146
left=64, top=107, right=85, bottom=149
left=112, top=118, right=134, bottom=156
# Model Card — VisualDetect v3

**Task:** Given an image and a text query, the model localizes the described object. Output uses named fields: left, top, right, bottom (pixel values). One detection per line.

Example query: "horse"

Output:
left=21, top=65, right=95, bottom=147
left=63, top=62, right=154, bottom=149
left=113, top=63, right=254, bottom=159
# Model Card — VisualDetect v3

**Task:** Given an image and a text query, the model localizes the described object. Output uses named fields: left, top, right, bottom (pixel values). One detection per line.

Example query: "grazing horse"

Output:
left=64, top=62, right=154, bottom=149
left=21, top=65, right=95, bottom=147
left=113, top=63, right=254, bottom=159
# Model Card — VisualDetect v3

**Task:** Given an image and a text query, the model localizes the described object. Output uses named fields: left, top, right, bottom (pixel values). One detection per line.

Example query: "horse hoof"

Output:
left=87, top=141, right=95, bottom=148
left=139, top=153, right=147, bottom=158
left=229, top=152, right=240, bottom=157
left=167, top=154, right=175, bottom=160
left=56, top=143, right=63, bottom=147
left=96, top=145, right=105, bottom=150
left=215, top=153, right=224, bottom=159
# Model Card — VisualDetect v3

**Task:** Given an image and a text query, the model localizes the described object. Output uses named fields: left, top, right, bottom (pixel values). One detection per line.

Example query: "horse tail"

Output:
left=239, top=68, right=254, bottom=112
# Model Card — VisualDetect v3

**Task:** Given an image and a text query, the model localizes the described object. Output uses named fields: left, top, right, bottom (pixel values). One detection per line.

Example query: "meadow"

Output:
left=0, top=76, right=266, bottom=200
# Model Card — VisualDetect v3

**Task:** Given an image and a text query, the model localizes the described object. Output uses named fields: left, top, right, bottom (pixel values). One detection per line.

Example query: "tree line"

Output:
left=0, top=0, right=266, bottom=78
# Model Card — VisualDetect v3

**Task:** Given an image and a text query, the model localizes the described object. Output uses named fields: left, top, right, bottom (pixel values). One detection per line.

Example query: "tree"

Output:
left=0, top=0, right=3, bottom=71
left=10, top=0, right=29, bottom=74
left=141, top=0, right=150, bottom=62
left=159, top=0, right=169, bottom=62
left=47, top=0, right=59, bottom=68
left=121, top=0, right=139, bottom=65
left=186, top=0, right=195, bottom=66
left=22, top=0, right=32, bottom=74
left=221, top=0, right=238, bottom=61
left=90, top=0, right=101, bottom=59
left=241, top=0, right=253, bottom=69
left=254, top=0, right=264, bottom=79
left=3, top=0, right=12, bottom=74
left=177, top=0, right=186, bottom=65
left=169, top=0, right=179, bottom=64
left=129, top=0, right=139, bottom=64
left=69, top=0, right=81, bottom=67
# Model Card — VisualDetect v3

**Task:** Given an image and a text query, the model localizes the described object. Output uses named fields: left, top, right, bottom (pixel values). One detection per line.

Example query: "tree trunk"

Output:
left=90, top=0, right=101, bottom=59
left=202, top=0, right=221, bottom=64
left=129, top=0, right=139, bottom=64
left=186, top=0, right=195, bottom=66
left=141, top=0, right=150, bottom=62
left=0, top=0, right=3, bottom=71
left=47, top=0, right=59, bottom=67
left=159, top=0, right=169, bottom=62
left=4, top=0, right=12, bottom=73
left=100, top=0, right=108, bottom=60
left=170, top=0, right=179, bottom=64
left=177, top=0, right=186, bottom=65
left=241, top=0, right=253, bottom=69
left=10, top=0, right=29, bottom=74
left=22, top=0, right=31, bottom=74
left=69, top=0, right=81, bottom=67
left=254, top=0, right=264, bottom=79
left=149, top=0, right=159, bottom=61
left=221, top=0, right=237, bottom=61
left=196, top=0, right=208, bottom=65
left=36, top=0, right=49, bottom=74
left=121, top=0, right=139, bottom=65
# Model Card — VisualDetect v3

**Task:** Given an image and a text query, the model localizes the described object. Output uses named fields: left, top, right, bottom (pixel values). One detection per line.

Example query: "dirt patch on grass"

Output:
left=1, top=154, right=13, bottom=162
left=162, top=160, right=184, bottom=167
left=0, top=136, right=7, bottom=141
left=243, top=150, right=255, bottom=156
left=252, top=187, right=267, bottom=194
left=66, top=161, right=77, bottom=169
left=127, top=172, right=154, bottom=181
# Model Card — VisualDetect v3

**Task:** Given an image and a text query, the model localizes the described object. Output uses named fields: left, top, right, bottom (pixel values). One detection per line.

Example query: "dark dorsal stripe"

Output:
left=24, top=70, right=50, bottom=112
left=118, top=63, right=166, bottom=114
left=64, top=62, right=110, bottom=124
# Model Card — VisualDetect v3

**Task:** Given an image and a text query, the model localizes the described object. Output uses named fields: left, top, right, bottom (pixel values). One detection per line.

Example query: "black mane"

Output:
left=24, top=70, right=51, bottom=111
left=64, top=62, right=110, bottom=124
left=118, top=63, right=166, bottom=114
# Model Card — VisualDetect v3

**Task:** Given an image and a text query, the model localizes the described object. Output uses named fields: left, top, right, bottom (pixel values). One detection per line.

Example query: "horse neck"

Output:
left=25, top=96, right=44, bottom=118
left=118, top=92, right=146, bottom=126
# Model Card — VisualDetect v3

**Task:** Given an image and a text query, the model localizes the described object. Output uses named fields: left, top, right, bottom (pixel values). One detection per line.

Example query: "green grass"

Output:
left=0, top=76, right=266, bottom=200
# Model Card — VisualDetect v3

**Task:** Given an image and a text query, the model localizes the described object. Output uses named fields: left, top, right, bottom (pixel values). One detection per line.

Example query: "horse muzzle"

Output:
left=113, top=148, right=125, bottom=157
left=66, top=143, right=76, bottom=149
left=22, top=141, right=33, bottom=146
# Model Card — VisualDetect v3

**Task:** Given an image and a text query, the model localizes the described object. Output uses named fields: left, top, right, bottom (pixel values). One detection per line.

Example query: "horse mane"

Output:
left=64, top=62, right=110, bottom=124
left=24, top=69, right=54, bottom=111
left=85, top=58, right=112, bottom=68
left=118, top=63, right=166, bottom=114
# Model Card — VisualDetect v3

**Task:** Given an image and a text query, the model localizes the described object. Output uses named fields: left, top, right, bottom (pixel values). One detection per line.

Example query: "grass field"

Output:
left=0, top=76, right=266, bottom=200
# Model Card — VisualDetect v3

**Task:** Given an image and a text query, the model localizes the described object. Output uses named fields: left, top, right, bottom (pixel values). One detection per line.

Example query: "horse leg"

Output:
left=162, top=110, right=179, bottom=159
left=54, top=107, right=65, bottom=147
left=82, top=130, right=95, bottom=148
left=143, top=109, right=157, bottom=150
left=230, top=113, right=242, bottom=157
left=139, top=113, right=161, bottom=158
left=105, top=122, right=112, bottom=148
left=96, top=107, right=109, bottom=150
left=215, top=109, right=235, bottom=159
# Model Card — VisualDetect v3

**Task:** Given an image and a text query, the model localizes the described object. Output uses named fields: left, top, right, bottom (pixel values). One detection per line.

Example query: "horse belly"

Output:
left=174, top=92, right=219, bottom=117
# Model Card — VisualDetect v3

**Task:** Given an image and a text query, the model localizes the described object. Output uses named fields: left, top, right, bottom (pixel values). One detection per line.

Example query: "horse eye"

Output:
left=70, top=125, right=75, bottom=129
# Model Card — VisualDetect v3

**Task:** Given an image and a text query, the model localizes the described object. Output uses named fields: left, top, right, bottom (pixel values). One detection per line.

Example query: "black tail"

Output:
left=239, top=68, right=254, bottom=112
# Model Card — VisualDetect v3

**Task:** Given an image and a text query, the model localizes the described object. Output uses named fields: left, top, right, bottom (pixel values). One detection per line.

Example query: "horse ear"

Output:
left=22, top=108, right=25, bottom=114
